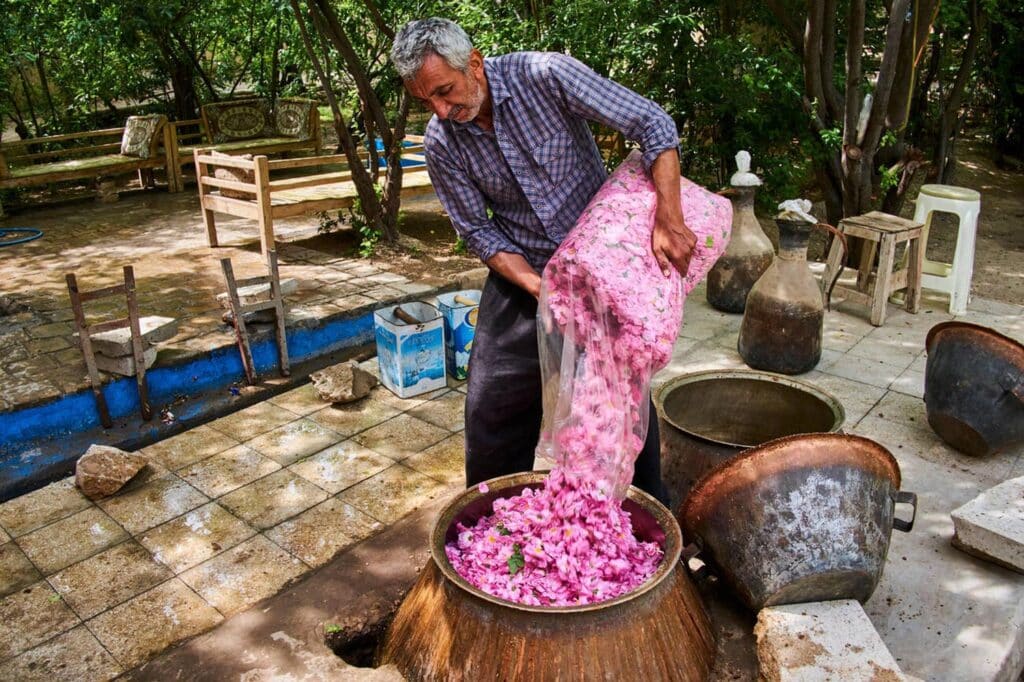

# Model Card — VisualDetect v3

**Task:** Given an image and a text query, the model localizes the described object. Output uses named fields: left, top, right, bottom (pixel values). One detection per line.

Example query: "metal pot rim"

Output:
left=430, top=471, right=683, bottom=615
left=653, top=369, right=846, bottom=448
left=926, top=321, right=1024, bottom=357
left=680, top=433, right=902, bottom=529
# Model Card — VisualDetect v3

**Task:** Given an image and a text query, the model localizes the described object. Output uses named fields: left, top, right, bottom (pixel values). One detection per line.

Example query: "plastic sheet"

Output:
left=537, top=151, right=733, bottom=499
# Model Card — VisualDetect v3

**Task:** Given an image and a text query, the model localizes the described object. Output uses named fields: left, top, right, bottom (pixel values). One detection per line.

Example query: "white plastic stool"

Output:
left=912, top=184, right=981, bottom=315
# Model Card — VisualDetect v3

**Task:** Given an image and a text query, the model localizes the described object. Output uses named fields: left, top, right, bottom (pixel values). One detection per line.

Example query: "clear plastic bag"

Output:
left=536, top=151, right=733, bottom=499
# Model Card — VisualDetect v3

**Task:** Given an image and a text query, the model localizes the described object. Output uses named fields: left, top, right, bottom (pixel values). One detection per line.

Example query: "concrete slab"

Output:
left=951, top=476, right=1024, bottom=574
left=216, top=278, right=299, bottom=308
left=93, top=345, right=157, bottom=376
left=89, top=316, right=178, bottom=357
left=755, top=599, right=906, bottom=681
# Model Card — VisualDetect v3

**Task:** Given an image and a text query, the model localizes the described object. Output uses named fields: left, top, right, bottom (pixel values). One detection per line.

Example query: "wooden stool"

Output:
left=820, top=210, right=924, bottom=326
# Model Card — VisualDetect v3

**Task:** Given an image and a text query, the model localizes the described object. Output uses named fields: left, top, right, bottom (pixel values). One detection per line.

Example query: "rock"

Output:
left=755, top=599, right=907, bottom=681
left=94, top=345, right=158, bottom=376
left=951, top=475, right=1024, bottom=574
left=75, top=444, right=149, bottom=499
left=88, top=316, right=178, bottom=357
left=217, top=278, right=298, bottom=309
left=221, top=308, right=279, bottom=326
left=311, top=361, right=379, bottom=404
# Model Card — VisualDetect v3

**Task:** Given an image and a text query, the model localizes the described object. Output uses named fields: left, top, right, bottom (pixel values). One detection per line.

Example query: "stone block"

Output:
left=89, top=316, right=178, bottom=357
left=951, top=475, right=1024, bottom=573
left=217, top=278, right=298, bottom=309
left=75, top=445, right=149, bottom=500
left=311, top=361, right=379, bottom=404
left=95, top=346, right=157, bottom=376
left=755, top=599, right=907, bottom=681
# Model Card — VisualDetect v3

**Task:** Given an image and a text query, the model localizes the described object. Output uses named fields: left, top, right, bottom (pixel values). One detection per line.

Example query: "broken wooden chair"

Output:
left=220, top=250, right=290, bottom=385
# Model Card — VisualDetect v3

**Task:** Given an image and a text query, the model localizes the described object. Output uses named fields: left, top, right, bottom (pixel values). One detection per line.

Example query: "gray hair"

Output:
left=391, top=18, right=474, bottom=80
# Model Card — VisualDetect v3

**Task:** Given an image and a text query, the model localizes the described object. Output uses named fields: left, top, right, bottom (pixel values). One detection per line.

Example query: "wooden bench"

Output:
left=193, top=138, right=432, bottom=258
left=166, top=98, right=323, bottom=189
left=0, top=116, right=180, bottom=216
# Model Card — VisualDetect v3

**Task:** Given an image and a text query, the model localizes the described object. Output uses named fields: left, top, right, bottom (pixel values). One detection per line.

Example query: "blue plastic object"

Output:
left=0, top=228, right=42, bottom=246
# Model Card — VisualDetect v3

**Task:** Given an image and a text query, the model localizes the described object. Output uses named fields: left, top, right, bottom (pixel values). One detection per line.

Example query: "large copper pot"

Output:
left=655, top=370, right=845, bottom=511
left=378, top=471, right=715, bottom=681
left=925, top=321, right=1024, bottom=456
left=680, top=434, right=916, bottom=611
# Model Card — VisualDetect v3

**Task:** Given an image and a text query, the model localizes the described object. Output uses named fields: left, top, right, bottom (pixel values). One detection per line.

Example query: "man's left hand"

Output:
left=652, top=212, right=696, bottom=278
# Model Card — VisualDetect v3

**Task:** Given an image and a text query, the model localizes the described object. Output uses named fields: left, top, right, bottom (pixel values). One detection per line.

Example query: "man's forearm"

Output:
left=651, top=148, right=683, bottom=222
left=485, top=251, right=542, bottom=298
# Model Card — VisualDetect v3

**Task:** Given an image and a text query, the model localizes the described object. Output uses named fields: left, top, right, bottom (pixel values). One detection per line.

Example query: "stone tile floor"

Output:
left=0, top=190, right=473, bottom=412
left=0, top=281, right=1022, bottom=678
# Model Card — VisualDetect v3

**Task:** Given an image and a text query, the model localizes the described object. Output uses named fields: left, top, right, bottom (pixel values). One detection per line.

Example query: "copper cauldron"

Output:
left=680, top=434, right=916, bottom=611
left=925, top=321, right=1024, bottom=456
left=378, top=471, right=716, bottom=681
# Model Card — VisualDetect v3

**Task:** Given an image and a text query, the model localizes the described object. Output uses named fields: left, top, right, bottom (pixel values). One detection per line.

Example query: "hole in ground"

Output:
left=324, top=597, right=402, bottom=668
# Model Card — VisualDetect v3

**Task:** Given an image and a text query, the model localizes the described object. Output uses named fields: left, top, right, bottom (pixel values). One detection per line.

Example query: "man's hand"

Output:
left=652, top=210, right=696, bottom=278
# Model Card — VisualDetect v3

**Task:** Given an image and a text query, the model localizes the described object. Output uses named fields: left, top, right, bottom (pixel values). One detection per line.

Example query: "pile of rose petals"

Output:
left=445, top=469, right=662, bottom=606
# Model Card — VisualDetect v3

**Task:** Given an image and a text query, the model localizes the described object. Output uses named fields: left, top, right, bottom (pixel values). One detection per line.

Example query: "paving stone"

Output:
left=406, top=391, right=466, bottom=432
left=867, top=391, right=928, bottom=428
left=96, top=475, right=209, bottom=535
left=138, top=502, right=256, bottom=574
left=755, top=599, right=907, bottom=681
left=0, top=580, right=80, bottom=660
left=823, top=352, right=905, bottom=389
left=287, top=441, right=394, bottom=494
left=244, top=418, right=343, bottom=466
left=798, top=371, right=887, bottom=426
left=0, top=624, right=122, bottom=681
left=0, top=541, right=42, bottom=598
left=94, top=345, right=158, bottom=375
left=89, top=316, right=178, bottom=357
left=267, top=383, right=328, bottom=417
left=890, top=367, right=926, bottom=399
left=25, top=336, right=71, bottom=354
left=207, top=402, right=299, bottom=441
left=307, top=399, right=402, bottom=438
left=17, top=507, right=128, bottom=575
left=951, top=476, right=1024, bottom=573
left=218, top=470, right=328, bottom=530
left=141, top=424, right=239, bottom=471
left=48, top=540, right=172, bottom=619
left=27, top=321, right=74, bottom=339
left=336, top=464, right=449, bottom=524
left=216, top=278, right=298, bottom=308
left=264, top=498, right=382, bottom=568
left=179, top=535, right=305, bottom=616
left=74, top=444, right=149, bottom=500
left=178, top=445, right=281, bottom=499
left=403, top=433, right=465, bottom=485
left=352, top=413, right=452, bottom=461
left=310, top=360, right=379, bottom=404
left=87, top=578, right=223, bottom=670
left=847, top=335, right=920, bottom=370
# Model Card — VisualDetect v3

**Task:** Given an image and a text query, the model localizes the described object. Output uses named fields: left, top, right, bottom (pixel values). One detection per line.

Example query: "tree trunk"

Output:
left=934, top=0, right=983, bottom=183
left=35, top=55, right=60, bottom=127
left=17, top=66, right=42, bottom=136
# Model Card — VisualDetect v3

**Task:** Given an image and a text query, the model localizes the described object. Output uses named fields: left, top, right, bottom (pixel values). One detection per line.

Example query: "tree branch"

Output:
left=820, top=0, right=842, bottom=122
left=861, top=0, right=911, bottom=154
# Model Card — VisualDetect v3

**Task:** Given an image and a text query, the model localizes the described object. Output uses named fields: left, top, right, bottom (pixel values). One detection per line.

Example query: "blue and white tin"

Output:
left=373, top=301, right=446, bottom=398
left=436, top=289, right=481, bottom=380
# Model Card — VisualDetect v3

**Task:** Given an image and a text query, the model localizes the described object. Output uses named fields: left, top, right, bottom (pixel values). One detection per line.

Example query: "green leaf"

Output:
left=705, top=235, right=714, bottom=248
left=507, top=543, right=525, bottom=575
left=496, top=522, right=511, bottom=536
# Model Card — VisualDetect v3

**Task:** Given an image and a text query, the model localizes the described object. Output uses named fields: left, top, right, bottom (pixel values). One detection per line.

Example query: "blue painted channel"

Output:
left=0, top=311, right=376, bottom=498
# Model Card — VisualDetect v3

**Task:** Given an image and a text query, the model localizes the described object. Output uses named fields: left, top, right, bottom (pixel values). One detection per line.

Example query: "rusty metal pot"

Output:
left=655, top=370, right=845, bottom=511
left=378, top=471, right=716, bottom=681
left=680, top=433, right=916, bottom=611
left=925, top=321, right=1024, bottom=457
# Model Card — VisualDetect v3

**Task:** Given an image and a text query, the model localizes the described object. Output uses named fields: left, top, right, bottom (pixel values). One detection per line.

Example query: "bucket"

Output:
left=373, top=302, right=446, bottom=398
left=654, top=370, right=845, bottom=511
left=436, top=289, right=481, bottom=380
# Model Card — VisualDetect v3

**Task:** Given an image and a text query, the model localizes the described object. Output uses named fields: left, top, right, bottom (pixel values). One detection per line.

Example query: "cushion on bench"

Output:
left=120, top=115, right=165, bottom=159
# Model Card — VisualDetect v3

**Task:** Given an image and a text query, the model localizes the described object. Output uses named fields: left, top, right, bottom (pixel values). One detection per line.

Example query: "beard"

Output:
left=449, top=72, right=485, bottom=122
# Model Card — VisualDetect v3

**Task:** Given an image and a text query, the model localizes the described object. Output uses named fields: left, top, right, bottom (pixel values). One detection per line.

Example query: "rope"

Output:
left=0, top=228, right=43, bottom=247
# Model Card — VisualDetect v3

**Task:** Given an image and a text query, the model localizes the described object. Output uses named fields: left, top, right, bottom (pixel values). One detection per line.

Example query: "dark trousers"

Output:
left=464, top=271, right=668, bottom=504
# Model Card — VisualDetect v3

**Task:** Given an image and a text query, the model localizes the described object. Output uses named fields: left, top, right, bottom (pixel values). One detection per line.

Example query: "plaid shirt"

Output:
left=423, top=52, right=679, bottom=271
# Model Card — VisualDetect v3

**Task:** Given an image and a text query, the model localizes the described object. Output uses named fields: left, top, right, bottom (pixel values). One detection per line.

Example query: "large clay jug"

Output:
left=737, top=218, right=823, bottom=374
left=706, top=152, right=774, bottom=313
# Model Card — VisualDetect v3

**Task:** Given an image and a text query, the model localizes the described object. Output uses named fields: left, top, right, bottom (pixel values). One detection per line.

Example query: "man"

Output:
left=391, top=18, right=695, bottom=503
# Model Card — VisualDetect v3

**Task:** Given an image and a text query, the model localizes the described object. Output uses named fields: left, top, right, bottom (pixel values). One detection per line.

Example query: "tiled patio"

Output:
left=0, top=281, right=1022, bottom=679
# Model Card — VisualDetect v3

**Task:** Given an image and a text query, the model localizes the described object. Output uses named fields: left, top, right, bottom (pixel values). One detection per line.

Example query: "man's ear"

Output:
left=468, top=48, right=485, bottom=78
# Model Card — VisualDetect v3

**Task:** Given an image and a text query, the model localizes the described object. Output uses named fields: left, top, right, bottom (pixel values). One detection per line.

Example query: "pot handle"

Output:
left=892, top=490, right=917, bottom=532
left=682, top=542, right=710, bottom=580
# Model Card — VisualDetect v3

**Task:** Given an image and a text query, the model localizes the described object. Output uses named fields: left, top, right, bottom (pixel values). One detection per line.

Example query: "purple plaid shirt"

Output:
left=423, top=52, right=679, bottom=271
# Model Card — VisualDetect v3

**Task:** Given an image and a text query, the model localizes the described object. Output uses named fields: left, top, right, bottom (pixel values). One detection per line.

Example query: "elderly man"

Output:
left=390, top=18, right=694, bottom=502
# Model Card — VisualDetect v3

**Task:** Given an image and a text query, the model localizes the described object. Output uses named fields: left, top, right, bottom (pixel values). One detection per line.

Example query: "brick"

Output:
left=951, top=475, right=1024, bottom=573
left=88, top=316, right=178, bottom=357
left=94, top=346, right=157, bottom=376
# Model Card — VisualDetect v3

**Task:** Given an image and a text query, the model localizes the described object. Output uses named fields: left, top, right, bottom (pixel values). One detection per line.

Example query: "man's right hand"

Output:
left=485, top=252, right=542, bottom=299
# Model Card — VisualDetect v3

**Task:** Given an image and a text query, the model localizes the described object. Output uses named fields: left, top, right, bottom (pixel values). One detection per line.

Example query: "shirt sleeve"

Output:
left=423, top=130, right=526, bottom=263
left=540, top=53, right=678, bottom=170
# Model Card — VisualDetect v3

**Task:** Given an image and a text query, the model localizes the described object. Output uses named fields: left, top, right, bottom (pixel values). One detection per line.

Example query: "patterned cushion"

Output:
left=205, top=101, right=273, bottom=143
left=211, top=150, right=256, bottom=200
left=274, top=99, right=316, bottom=140
left=120, top=115, right=165, bottom=159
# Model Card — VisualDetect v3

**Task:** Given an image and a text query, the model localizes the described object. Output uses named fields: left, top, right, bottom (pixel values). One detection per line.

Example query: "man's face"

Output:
left=406, top=50, right=487, bottom=123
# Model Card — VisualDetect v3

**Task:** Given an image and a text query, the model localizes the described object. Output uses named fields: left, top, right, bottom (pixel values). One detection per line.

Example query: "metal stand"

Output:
left=66, top=265, right=152, bottom=428
left=220, top=250, right=290, bottom=385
